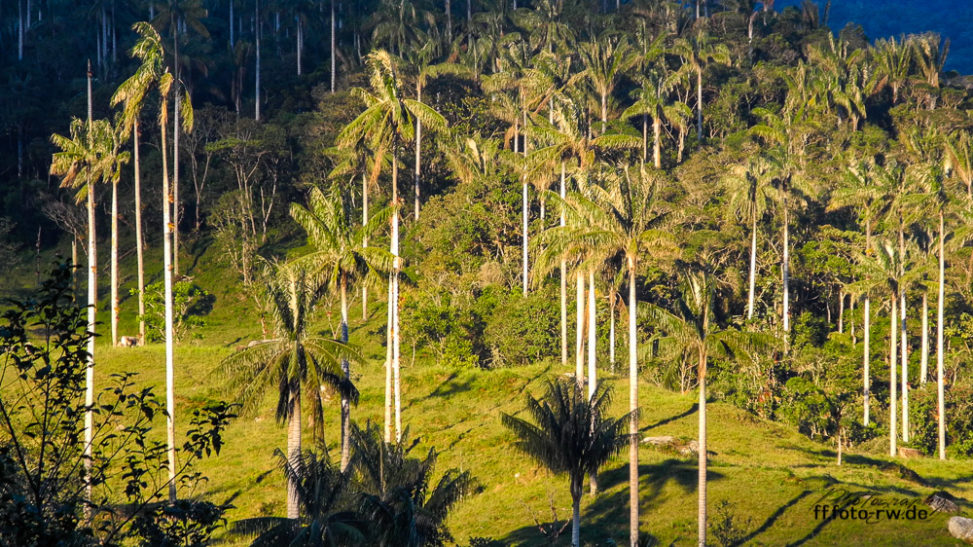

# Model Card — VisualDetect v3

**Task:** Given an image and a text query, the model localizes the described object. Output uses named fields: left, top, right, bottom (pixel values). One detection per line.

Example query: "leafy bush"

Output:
left=909, top=383, right=973, bottom=457
left=481, top=285, right=559, bottom=367
left=0, top=263, right=235, bottom=545
left=400, top=291, right=483, bottom=368
left=135, top=279, right=213, bottom=342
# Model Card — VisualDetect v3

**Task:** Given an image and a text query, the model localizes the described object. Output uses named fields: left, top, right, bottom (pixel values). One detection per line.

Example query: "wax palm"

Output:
left=220, top=263, right=360, bottom=520
left=643, top=267, right=772, bottom=547
left=50, top=111, right=119, bottom=514
left=153, top=0, right=207, bottom=276
left=872, top=36, right=912, bottom=104
left=722, top=153, right=774, bottom=321
left=749, top=103, right=819, bottom=333
left=829, top=158, right=889, bottom=425
left=368, top=0, right=434, bottom=57
left=290, top=186, right=394, bottom=472
left=534, top=164, right=673, bottom=546
left=338, top=49, right=446, bottom=443
left=670, top=31, right=730, bottom=142
left=578, top=34, right=637, bottom=132
left=231, top=448, right=365, bottom=546
left=502, top=379, right=631, bottom=547
left=113, top=20, right=189, bottom=502
left=622, top=47, right=676, bottom=168
left=112, top=22, right=164, bottom=346
left=855, top=240, right=908, bottom=457
left=351, top=422, right=475, bottom=546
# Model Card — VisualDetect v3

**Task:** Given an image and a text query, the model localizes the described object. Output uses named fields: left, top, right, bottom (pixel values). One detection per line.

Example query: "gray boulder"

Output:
left=948, top=516, right=973, bottom=543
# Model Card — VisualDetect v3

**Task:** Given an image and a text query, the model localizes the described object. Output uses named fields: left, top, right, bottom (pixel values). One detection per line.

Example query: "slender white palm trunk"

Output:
left=362, top=170, right=368, bottom=319
left=901, top=289, right=908, bottom=443
left=111, top=180, right=118, bottom=347
left=162, top=98, right=177, bottom=503
left=863, top=294, right=870, bottom=425
left=783, top=206, right=790, bottom=333
left=84, top=177, right=96, bottom=520
left=384, top=273, right=393, bottom=444
left=83, top=65, right=95, bottom=519
left=697, top=347, right=707, bottom=547
left=937, top=213, right=946, bottom=459
left=890, top=294, right=898, bottom=457
left=560, top=163, right=567, bottom=366
left=576, top=271, right=585, bottom=386
left=392, top=149, right=402, bottom=443
left=628, top=262, right=639, bottom=547
left=921, top=292, right=928, bottom=384
left=747, top=214, right=757, bottom=320
left=587, top=270, right=597, bottom=400
left=653, top=116, right=662, bottom=169
left=134, top=122, right=146, bottom=344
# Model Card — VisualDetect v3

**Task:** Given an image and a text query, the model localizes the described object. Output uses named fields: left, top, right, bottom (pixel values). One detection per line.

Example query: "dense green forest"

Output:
left=3, top=1, right=973, bottom=546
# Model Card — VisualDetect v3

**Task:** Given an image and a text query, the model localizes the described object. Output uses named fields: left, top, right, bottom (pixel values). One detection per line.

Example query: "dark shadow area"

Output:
left=187, top=234, right=213, bottom=277
left=641, top=403, right=698, bottom=432
left=403, top=372, right=473, bottom=413
left=496, top=459, right=721, bottom=545
left=736, top=489, right=812, bottom=545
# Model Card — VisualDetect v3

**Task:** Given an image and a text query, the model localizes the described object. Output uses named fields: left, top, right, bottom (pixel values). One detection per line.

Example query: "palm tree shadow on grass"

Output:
left=641, top=402, right=698, bottom=432
left=496, top=459, right=722, bottom=545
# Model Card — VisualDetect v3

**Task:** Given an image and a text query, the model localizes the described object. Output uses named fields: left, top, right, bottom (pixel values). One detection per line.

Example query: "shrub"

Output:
left=135, top=279, right=213, bottom=342
left=481, top=285, right=559, bottom=367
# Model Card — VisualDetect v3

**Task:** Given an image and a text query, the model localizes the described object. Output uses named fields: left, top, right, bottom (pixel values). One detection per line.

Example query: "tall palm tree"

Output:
left=221, top=263, right=359, bottom=519
left=578, top=34, right=636, bottom=133
left=115, top=20, right=191, bottom=502
left=106, top=116, right=130, bottom=350
left=502, top=379, right=631, bottom=547
left=645, top=267, right=769, bottom=547
left=671, top=31, right=730, bottom=142
left=723, top=154, right=774, bottom=321
left=831, top=159, right=888, bottom=426
left=289, top=186, right=393, bottom=472
left=535, top=165, right=672, bottom=547
left=49, top=65, right=117, bottom=513
left=337, top=50, right=446, bottom=443
left=153, top=0, right=209, bottom=276
left=872, top=36, right=912, bottom=104
left=862, top=240, right=905, bottom=457
left=111, top=36, right=158, bottom=346
left=749, top=104, right=817, bottom=334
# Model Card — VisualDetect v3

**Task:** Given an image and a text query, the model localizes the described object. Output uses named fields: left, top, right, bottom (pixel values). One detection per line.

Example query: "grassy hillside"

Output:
left=16, top=238, right=968, bottom=546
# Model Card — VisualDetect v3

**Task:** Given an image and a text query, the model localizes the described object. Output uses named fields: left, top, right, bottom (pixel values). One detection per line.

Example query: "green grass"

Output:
left=8, top=239, right=973, bottom=545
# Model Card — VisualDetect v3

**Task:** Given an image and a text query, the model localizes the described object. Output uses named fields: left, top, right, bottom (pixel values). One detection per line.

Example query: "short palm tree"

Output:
left=502, top=379, right=631, bottom=547
left=220, top=263, right=360, bottom=519
left=232, top=447, right=365, bottom=546
left=351, top=422, right=475, bottom=546
left=289, top=186, right=393, bottom=472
